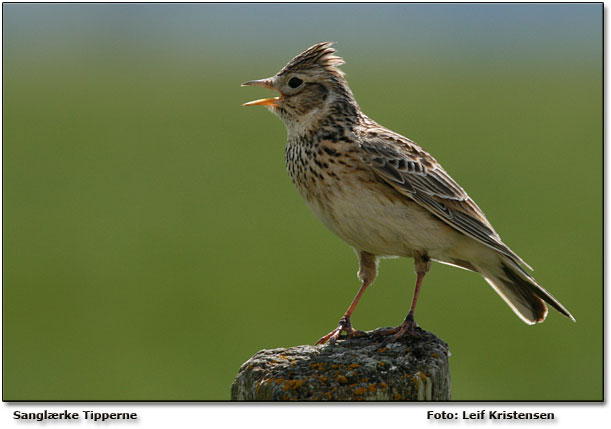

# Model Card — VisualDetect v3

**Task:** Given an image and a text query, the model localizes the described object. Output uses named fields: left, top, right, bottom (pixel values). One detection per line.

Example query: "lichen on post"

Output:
left=231, top=328, right=451, bottom=401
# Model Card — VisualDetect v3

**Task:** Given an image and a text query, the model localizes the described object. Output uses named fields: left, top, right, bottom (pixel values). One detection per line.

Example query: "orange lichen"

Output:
left=377, top=347, right=388, bottom=352
left=337, top=375, right=348, bottom=384
left=431, top=353, right=439, bottom=358
left=323, top=392, right=332, bottom=400
left=379, top=382, right=387, bottom=388
left=348, top=363, right=360, bottom=369
left=262, top=378, right=283, bottom=386
left=354, top=387, right=367, bottom=395
left=368, top=384, right=377, bottom=392
left=282, top=379, right=305, bottom=391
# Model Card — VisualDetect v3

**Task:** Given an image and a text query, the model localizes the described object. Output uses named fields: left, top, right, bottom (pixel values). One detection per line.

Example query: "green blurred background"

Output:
left=3, top=4, right=601, bottom=400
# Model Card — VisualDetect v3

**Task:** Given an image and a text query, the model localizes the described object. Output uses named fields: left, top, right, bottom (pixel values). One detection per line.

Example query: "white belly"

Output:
left=303, top=180, right=462, bottom=259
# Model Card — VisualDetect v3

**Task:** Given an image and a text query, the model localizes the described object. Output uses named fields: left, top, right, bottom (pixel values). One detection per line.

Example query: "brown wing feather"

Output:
left=359, top=130, right=531, bottom=269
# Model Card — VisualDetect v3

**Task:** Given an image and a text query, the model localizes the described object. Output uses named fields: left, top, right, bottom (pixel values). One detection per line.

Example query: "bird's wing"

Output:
left=359, top=131, right=531, bottom=269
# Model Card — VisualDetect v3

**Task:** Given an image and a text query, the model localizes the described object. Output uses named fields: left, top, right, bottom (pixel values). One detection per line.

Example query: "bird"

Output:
left=242, top=42, right=574, bottom=345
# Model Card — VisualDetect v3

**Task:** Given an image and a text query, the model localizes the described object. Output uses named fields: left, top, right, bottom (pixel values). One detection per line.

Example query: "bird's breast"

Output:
left=284, top=135, right=460, bottom=257
left=284, top=134, right=365, bottom=205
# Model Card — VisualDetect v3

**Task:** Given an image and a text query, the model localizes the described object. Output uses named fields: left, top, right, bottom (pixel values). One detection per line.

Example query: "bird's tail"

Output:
left=473, top=258, right=575, bottom=324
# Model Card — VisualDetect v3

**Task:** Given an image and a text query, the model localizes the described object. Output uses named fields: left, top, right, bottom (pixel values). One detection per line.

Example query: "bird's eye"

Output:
left=288, top=77, right=303, bottom=88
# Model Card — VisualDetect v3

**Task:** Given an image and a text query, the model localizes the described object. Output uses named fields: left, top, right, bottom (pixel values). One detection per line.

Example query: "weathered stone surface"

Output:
left=231, top=327, right=451, bottom=401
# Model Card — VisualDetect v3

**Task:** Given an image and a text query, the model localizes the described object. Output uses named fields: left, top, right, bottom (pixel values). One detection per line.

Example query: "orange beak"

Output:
left=241, top=78, right=281, bottom=107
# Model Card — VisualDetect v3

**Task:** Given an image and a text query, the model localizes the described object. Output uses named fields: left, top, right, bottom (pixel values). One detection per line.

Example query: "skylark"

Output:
left=242, top=42, right=574, bottom=345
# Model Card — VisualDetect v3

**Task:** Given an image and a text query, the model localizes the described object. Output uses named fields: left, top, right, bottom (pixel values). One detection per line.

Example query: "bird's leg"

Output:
left=316, top=251, right=378, bottom=345
left=378, top=252, right=430, bottom=342
left=315, top=283, right=368, bottom=345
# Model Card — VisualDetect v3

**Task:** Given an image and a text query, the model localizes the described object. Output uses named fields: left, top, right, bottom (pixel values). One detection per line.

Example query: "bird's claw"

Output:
left=376, top=314, right=421, bottom=347
left=315, top=316, right=366, bottom=345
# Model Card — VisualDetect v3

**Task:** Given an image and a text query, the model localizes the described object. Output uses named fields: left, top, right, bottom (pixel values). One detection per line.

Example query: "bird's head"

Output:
left=242, top=42, right=356, bottom=131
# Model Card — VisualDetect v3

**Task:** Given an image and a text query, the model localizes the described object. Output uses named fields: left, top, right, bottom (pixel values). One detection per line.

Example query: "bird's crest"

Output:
left=279, top=42, right=345, bottom=78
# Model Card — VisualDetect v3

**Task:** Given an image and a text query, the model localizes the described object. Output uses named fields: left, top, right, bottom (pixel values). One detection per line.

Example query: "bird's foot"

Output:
left=315, top=316, right=366, bottom=345
left=376, top=313, right=421, bottom=346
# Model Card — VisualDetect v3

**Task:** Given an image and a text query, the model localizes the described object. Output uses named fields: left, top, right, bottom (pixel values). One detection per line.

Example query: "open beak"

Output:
left=241, top=78, right=281, bottom=107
